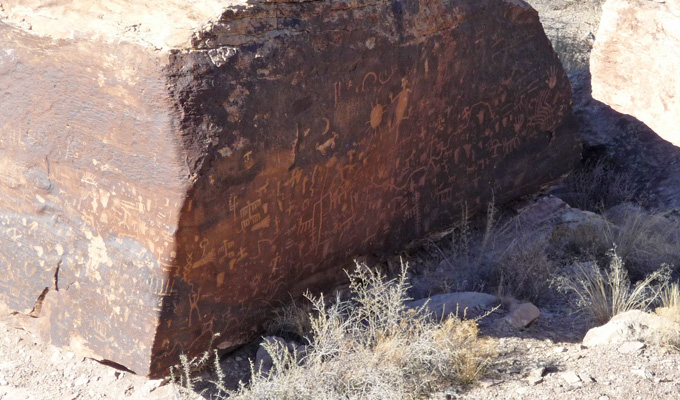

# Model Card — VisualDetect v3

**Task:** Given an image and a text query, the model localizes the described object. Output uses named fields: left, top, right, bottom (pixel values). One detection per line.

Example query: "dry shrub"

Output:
left=265, top=301, right=313, bottom=342
left=223, top=262, right=494, bottom=400
left=554, top=250, right=670, bottom=325
left=601, top=207, right=680, bottom=279
left=553, top=205, right=680, bottom=280
left=493, top=238, right=557, bottom=304
left=558, top=158, right=636, bottom=212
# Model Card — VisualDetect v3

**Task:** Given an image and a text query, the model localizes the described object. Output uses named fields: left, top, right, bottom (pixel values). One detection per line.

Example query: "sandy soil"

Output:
left=5, top=297, right=680, bottom=400
left=0, top=311, right=179, bottom=400
left=460, top=306, right=680, bottom=400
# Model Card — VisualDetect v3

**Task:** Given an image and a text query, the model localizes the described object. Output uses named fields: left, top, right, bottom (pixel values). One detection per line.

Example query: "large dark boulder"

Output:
left=0, top=0, right=579, bottom=376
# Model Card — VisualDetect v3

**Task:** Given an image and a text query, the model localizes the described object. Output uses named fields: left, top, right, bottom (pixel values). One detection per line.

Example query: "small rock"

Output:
left=618, top=341, right=646, bottom=354
left=505, top=303, right=540, bottom=329
left=599, top=396, right=610, bottom=400
left=561, top=371, right=582, bottom=385
left=554, top=346, right=567, bottom=353
left=527, top=375, right=543, bottom=385
left=0, top=377, right=7, bottom=386
left=631, top=367, right=654, bottom=380
left=73, top=374, right=89, bottom=386
left=527, top=366, right=545, bottom=379
left=478, top=379, right=496, bottom=388
left=235, top=356, right=243, bottom=362
left=140, top=379, right=162, bottom=394
left=51, top=349, right=61, bottom=364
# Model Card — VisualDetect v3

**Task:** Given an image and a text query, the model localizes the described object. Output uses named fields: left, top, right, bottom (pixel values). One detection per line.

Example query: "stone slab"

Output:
left=0, top=0, right=580, bottom=377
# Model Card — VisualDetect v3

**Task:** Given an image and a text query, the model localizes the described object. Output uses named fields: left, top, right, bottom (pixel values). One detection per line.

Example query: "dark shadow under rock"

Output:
left=553, top=69, right=680, bottom=211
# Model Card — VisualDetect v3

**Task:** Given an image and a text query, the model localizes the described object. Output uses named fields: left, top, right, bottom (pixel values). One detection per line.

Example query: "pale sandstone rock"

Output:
left=591, top=0, right=680, bottom=146
left=583, top=310, right=680, bottom=346
left=618, top=341, right=646, bottom=354
left=561, top=370, right=582, bottom=385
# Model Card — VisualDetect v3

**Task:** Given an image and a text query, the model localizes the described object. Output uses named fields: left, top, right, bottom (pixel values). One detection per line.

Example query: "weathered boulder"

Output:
left=591, top=0, right=680, bottom=146
left=583, top=310, right=680, bottom=346
left=505, top=302, right=540, bottom=329
left=405, top=292, right=500, bottom=319
left=0, top=0, right=579, bottom=377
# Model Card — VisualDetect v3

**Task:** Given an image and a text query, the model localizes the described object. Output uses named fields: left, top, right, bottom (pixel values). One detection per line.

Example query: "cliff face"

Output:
left=0, top=0, right=579, bottom=376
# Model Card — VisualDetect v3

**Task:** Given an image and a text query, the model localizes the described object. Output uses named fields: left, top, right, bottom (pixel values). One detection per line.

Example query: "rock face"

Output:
left=591, top=0, right=680, bottom=146
left=0, top=0, right=579, bottom=377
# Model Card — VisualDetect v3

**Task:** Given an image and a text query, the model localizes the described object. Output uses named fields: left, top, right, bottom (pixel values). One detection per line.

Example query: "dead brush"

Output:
left=221, top=260, right=495, bottom=400
left=558, top=158, right=636, bottom=212
left=265, top=300, right=313, bottom=342
left=493, top=237, right=558, bottom=305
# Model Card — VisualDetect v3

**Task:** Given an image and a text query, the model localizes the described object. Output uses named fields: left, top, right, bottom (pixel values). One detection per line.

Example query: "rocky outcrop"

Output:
left=0, top=0, right=579, bottom=377
left=591, top=0, right=680, bottom=146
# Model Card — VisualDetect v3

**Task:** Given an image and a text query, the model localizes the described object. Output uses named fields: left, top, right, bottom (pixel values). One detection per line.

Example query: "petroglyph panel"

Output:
left=0, top=0, right=579, bottom=377
left=0, top=22, right=186, bottom=374
left=151, top=0, right=580, bottom=375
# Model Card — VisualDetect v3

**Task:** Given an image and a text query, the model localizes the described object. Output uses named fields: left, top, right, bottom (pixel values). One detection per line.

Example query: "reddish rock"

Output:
left=591, top=0, right=680, bottom=146
left=0, top=0, right=579, bottom=377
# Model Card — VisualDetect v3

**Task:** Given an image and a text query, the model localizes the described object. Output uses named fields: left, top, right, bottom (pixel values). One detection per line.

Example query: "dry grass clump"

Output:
left=660, top=283, right=680, bottom=314
left=655, top=283, right=680, bottom=350
left=223, top=262, right=494, bottom=400
left=554, top=250, right=670, bottom=325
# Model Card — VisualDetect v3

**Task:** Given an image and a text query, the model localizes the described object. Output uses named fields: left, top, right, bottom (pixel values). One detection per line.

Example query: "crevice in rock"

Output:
left=29, top=287, right=49, bottom=318
left=289, top=122, right=303, bottom=170
left=54, top=260, right=60, bottom=291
